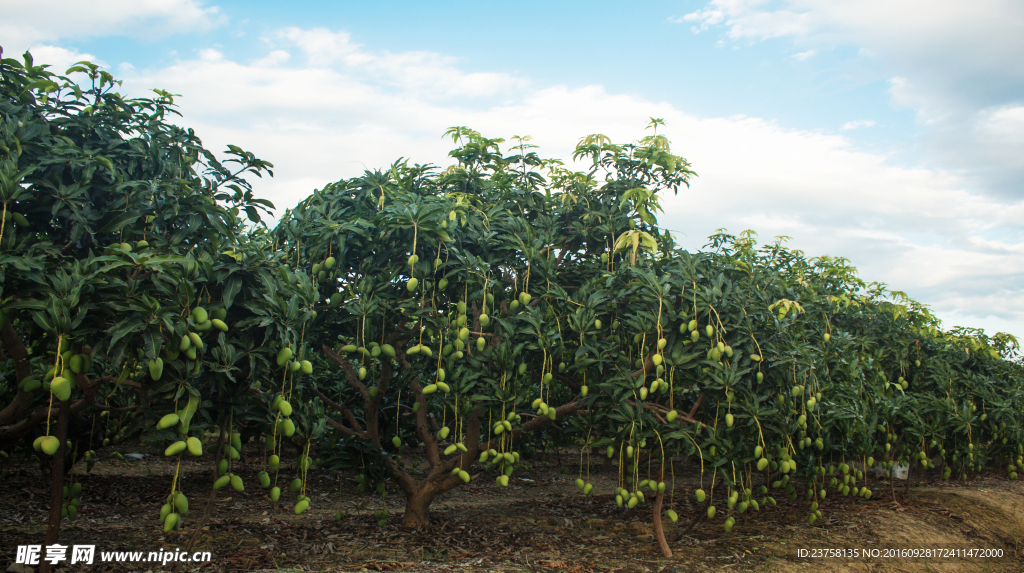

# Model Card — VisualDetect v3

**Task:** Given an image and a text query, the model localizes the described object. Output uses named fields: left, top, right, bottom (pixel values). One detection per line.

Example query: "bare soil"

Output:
left=2, top=443, right=1023, bottom=573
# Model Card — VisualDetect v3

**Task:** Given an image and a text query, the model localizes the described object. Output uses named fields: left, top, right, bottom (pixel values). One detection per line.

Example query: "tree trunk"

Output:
left=39, top=399, right=71, bottom=573
left=400, top=486, right=437, bottom=530
left=904, top=459, right=912, bottom=494
left=652, top=488, right=672, bottom=557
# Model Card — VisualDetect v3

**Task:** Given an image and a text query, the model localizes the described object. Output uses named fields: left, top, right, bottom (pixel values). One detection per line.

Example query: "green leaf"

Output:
left=223, top=276, right=242, bottom=309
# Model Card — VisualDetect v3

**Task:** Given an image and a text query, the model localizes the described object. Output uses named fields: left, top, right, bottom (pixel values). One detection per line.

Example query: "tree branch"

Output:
left=513, top=400, right=579, bottom=438
left=407, top=378, right=441, bottom=468
left=321, top=344, right=371, bottom=402
left=308, top=386, right=368, bottom=438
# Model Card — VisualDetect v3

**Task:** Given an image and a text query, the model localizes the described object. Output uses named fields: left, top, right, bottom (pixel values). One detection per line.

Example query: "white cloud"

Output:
left=840, top=119, right=876, bottom=130
left=0, top=0, right=224, bottom=48
left=672, top=8, right=725, bottom=31
left=112, top=31, right=1024, bottom=337
left=792, top=49, right=816, bottom=60
left=272, top=28, right=529, bottom=98
left=677, top=0, right=1024, bottom=199
left=979, top=105, right=1024, bottom=138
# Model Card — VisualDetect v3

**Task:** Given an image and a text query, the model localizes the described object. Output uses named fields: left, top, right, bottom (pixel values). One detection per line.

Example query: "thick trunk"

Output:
left=651, top=466, right=672, bottom=558
left=400, top=486, right=437, bottom=530
left=652, top=490, right=672, bottom=557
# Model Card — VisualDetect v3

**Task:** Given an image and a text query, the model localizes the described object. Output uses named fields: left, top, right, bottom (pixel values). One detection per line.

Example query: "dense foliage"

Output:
left=0, top=49, right=309, bottom=538
left=2, top=53, right=1023, bottom=556
left=273, top=122, right=1024, bottom=538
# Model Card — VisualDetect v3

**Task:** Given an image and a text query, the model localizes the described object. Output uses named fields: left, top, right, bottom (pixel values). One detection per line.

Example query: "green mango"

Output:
left=174, top=492, right=189, bottom=514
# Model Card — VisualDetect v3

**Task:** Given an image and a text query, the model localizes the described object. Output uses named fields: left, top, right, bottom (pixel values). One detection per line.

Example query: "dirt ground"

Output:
left=2, top=442, right=1023, bottom=573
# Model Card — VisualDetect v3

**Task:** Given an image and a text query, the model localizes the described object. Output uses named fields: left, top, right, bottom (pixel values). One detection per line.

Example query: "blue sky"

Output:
left=3, top=0, right=1023, bottom=340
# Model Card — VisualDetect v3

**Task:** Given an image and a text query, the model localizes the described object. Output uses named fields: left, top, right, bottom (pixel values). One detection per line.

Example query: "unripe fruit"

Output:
left=41, top=436, right=60, bottom=455
left=51, top=376, right=71, bottom=401
left=149, top=358, right=164, bottom=380
left=212, top=474, right=229, bottom=493
left=164, top=512, right=179, bottom=533
left=157, top=413, right=180, bottom=430
left=174, top=492, right=189, bottom=514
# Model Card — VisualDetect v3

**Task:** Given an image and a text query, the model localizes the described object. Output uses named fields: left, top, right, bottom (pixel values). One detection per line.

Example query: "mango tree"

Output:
left=0, top=50, right=306, bottom=562
left=272, top=124, right=695, bottom=529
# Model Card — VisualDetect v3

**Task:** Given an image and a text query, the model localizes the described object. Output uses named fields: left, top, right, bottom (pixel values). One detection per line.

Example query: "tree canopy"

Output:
left=2, top=52, right=1023, bottom=557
